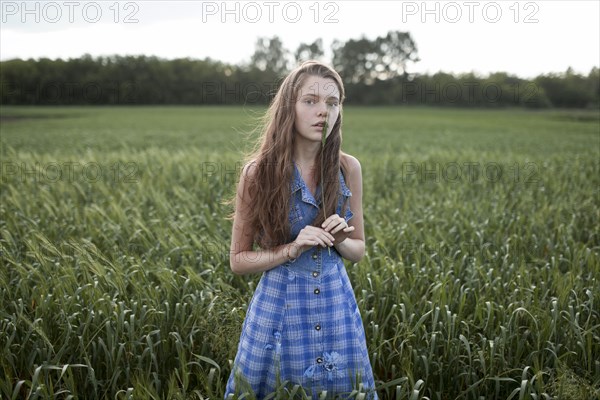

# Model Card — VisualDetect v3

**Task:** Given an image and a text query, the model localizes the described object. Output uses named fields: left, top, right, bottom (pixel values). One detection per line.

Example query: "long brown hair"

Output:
left=234, top=60, right=348, bottom=249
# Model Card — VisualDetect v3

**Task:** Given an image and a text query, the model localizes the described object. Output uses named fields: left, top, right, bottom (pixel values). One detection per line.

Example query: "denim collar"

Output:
left=291, top=162, right=352, bottom=206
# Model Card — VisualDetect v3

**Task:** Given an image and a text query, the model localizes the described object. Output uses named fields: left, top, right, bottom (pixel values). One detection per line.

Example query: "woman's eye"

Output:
left=302, top=99, right=338, bottom=106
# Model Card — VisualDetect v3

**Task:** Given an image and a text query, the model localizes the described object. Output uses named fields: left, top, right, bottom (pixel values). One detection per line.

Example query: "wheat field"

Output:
left=1, top=106, right=598, bottom=399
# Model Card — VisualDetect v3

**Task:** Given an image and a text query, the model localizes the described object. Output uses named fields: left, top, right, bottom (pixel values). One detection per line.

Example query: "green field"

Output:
left=1, top=106, right=599, bottom=399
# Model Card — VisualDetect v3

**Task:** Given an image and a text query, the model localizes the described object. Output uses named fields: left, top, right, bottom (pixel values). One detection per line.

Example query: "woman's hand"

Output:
left=321, top=214, right=355, bottom=245
left=290, top=225, right=336, bottom=258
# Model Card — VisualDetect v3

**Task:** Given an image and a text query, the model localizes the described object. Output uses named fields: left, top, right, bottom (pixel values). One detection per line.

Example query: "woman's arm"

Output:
left=230, top=163, right=337, bottom=275
left=328, top=154, right=366, bottom=263
left=229, top=163, right=289, bottom=274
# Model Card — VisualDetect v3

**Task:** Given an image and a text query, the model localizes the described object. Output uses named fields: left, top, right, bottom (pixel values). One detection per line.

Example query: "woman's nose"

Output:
left=316, top=101, right=328, bottom=116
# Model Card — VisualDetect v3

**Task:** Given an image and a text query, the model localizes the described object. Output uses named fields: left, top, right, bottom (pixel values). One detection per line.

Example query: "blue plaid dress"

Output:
left=225, top=163, right=378, bottom=399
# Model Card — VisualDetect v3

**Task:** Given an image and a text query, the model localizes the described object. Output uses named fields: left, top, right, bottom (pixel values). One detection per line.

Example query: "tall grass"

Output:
left=1, top=106, right=598, bottom=399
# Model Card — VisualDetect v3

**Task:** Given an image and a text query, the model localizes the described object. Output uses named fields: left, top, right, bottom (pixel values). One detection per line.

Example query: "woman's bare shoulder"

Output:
left=240, top=158, right=258, bottom=181
left=341, top=152, right=362, bottom=175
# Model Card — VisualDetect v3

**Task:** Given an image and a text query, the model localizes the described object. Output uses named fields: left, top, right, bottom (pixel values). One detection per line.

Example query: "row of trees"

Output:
left=1, top=32, right=598, bottom=108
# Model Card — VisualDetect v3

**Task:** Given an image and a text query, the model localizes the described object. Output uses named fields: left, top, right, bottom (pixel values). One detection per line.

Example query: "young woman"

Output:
left=225, top=60, right=377, bottom=399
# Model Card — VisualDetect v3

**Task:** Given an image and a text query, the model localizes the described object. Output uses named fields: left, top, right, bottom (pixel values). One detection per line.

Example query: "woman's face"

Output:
left=293, top=75, right=341, bottom=144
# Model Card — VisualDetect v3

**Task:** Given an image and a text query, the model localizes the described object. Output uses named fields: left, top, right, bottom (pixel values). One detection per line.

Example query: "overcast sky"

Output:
left=1, top=0, right=598, bottom=78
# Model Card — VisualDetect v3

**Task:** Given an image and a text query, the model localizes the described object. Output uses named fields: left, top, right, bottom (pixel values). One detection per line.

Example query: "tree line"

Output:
left=1, top=32, right=598, bottom=108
